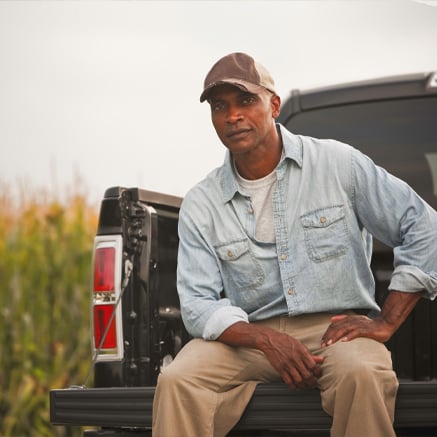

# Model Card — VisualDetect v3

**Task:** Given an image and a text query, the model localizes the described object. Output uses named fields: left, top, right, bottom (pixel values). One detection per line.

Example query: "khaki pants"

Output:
left=152, top=313, right=398, bottom=437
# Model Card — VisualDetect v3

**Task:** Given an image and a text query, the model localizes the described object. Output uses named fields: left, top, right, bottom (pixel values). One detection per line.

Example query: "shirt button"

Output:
left=280, top=254, right=287, bottom=261
left=248, top=207, right=254, bottom=214
left=320, top=216, right=327, bottom=224
left=227, top=250, right=234, bottom=258
left=288, top=288, right=295, bottom=295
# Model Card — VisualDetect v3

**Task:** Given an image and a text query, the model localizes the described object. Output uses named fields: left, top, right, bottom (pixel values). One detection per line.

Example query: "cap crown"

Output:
left=200, top=52, right=276, bottom=102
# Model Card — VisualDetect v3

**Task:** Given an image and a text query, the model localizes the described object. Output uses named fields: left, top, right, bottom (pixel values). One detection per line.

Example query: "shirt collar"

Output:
left=221, top=123, right=303, bottom=203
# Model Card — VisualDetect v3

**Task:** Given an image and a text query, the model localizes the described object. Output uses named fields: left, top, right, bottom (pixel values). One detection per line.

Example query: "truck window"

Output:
left=283, top=96, right=437, bottom=210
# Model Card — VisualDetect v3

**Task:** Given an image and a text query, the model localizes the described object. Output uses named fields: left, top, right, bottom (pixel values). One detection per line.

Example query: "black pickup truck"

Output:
left=50, top=72, right=437, bottom=436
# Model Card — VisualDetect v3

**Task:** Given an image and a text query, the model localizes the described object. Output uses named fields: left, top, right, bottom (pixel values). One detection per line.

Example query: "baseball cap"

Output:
left=200, top=52, right=276, bottom=103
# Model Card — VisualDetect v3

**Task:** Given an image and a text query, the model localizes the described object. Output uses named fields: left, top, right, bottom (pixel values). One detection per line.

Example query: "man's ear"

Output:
left=271, top=94, right=281, bottom=119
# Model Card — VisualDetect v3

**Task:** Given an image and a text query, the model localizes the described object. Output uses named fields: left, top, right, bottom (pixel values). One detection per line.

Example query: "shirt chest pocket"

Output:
left=301, top=205, right=349, bottom=262
left=215, top=240, right=265, bottom=292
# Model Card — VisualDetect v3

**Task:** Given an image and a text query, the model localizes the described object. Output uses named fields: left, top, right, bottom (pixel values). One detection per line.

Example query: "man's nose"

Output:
left=226, top=105, right=243, bottom=123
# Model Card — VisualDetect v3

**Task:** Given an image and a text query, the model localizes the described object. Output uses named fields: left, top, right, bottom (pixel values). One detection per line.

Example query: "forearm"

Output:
left=377, top=290, right=422, bottom=337
left=217, top=321, right=273, bottom=351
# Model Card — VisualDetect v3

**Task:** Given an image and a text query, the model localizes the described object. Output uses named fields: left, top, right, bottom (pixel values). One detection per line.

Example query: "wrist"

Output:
left=374, top=315, right=397, bottom=341
left=254, top=326, right=284, bottom=352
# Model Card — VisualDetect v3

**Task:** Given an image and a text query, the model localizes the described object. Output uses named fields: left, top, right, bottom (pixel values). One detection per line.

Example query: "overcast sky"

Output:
left=1, top=0, right=437, bottom=205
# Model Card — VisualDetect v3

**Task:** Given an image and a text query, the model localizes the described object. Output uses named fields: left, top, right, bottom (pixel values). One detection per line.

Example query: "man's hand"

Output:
left=217, top=321, right=323, bottom=390
left=321, top=314, right=392, bottom=347
left=257, top=329, right=324, bottom=390
left=321, top=290, right=422, bottom=348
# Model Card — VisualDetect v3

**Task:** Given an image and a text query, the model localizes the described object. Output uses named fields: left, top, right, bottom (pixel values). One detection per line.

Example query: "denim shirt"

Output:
left=177, top=124, right=437, bottom=340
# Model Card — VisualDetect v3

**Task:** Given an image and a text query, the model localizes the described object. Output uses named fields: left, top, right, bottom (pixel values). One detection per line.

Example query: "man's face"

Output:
left=208, top=84, right=280, bottom=157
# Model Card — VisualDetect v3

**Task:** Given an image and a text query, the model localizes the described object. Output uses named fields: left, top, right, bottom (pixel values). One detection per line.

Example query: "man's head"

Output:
left=200, top=52, right=277, bottom=103
left=200, top=54, right=282, bottom=177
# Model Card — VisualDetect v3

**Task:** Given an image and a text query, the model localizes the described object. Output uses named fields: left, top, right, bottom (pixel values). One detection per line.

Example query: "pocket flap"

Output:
left=301, top=205, right=345, bottom=228
left=216, top=240, right=249, bottom=261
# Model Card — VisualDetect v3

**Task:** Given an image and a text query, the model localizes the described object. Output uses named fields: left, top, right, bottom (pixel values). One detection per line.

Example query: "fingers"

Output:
left=321, top=317, right=351, bottom=347
left=321, top=327, right=352, bottom=347
left=321, top=315, right=373, bottom=347
left=261, top=331, right=324, bottom=390
left=330, top=314, right=348, bottom=323
left=281, top=354, right=324, bottom=389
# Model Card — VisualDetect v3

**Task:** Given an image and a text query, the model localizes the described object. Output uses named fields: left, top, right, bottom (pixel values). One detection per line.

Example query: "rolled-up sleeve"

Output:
left=177, top=198, right=249, bottom=340
left=390, top=265, right=437, bottom=298
left=351, top=148, right=437, bottom=300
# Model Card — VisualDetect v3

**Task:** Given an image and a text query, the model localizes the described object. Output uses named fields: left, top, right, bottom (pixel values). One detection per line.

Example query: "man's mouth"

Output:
left=226, top=128, right=251, bottom=139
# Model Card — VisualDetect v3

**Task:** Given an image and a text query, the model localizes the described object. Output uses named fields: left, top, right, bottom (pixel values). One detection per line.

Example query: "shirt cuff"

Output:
left=389, top=265, right=437, bottom=299
left=202, top=306, right=249, bottom=340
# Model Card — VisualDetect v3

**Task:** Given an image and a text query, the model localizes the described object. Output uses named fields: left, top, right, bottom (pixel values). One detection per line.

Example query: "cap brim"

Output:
left=200, top=79, right=264, bottom=102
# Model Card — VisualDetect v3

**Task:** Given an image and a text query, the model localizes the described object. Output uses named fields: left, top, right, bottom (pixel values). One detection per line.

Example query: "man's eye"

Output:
left=211, top=102, right=225, bottom=111
left=241, top=96, right=256, bottom=105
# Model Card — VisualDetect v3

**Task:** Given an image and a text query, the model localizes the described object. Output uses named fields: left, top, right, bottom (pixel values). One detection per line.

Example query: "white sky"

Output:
left=1, top=0, right=437, bottom=205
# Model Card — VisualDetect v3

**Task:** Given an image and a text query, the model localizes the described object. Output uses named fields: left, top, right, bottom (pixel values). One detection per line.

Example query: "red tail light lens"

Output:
left=93, top=247, right=115, bottom=292
left=93, top=304, right=117, bottom=349
left=91, top=235, right=124, bottom=361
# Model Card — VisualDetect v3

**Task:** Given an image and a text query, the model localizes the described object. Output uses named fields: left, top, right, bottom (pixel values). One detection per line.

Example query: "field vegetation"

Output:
left=0, top=183, right=99, bottom=436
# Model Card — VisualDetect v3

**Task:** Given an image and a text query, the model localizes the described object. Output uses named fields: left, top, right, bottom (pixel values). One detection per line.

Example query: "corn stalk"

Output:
left=0, top=184, right=98, bottom=437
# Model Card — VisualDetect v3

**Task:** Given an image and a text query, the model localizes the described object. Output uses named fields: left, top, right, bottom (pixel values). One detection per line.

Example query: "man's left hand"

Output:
left=321, top=291, right=422, bottom=348
left=321, top=314, right=392, bottom=347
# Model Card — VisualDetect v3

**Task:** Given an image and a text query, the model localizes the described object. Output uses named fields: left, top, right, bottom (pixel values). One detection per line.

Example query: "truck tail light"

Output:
left=91, top=235, right=124, bottom=361
left=93, top=247, right=115, bottom=292
left=93, top=304, right=117, bottom=349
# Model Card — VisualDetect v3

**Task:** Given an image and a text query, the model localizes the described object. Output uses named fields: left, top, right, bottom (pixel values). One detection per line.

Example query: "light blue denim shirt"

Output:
left=177, top=124, right=437, bottom=340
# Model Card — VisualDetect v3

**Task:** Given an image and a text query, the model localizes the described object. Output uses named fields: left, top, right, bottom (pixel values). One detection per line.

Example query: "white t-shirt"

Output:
left=234, top=164, right=276, bottom=243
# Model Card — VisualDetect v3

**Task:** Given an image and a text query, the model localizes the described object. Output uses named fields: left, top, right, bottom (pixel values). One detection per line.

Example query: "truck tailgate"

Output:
left=50, top=381, right=437, bottom=431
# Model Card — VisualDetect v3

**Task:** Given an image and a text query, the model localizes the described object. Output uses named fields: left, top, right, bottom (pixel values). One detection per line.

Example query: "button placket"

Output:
left=273, top=177, right=297, bottom=309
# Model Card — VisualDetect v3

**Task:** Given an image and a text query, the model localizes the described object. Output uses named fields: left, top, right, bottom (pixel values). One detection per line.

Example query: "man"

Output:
left=152, top=52, right=437, bottom=437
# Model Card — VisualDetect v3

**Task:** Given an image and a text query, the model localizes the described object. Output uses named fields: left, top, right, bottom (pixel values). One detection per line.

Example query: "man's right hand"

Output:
left=256, top=328, right=324, bottom=389
left=217, top=321, right=323, bottom=390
